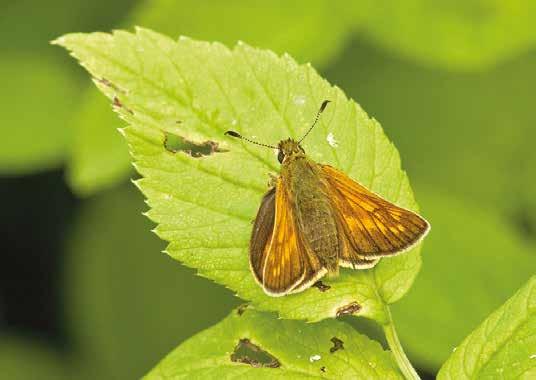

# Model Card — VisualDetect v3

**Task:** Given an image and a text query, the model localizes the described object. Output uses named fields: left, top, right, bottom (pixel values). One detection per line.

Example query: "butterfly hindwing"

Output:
left=250, top=179, right=324, bottom=296
left=320, top=164, right=430, bottom=260
left=337, top=228, right=379, bottom=269
left=249, top=187, right=276, bottom=285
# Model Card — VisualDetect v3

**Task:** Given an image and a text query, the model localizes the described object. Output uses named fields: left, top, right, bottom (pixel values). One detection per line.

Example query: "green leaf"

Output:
left=360, top=0, right=536, bottom=71
left=392, top=188, right=535, bottom=372
left=56, top=28, right=423, bottom=322
left=65, top=183, right=238, bottom=379
left=65, top=0, right=359, bottom=195
left=144, top=308, right=403, bottom=379
left=0, top=54, right=81, bottom=174
left=437, top=276, right=536, bottom=379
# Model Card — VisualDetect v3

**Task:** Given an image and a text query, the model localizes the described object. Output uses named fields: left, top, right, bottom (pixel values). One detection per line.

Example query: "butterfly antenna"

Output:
left=298, top=100, right=331, bottom=144
left=224, top=130, right=277, bottom=149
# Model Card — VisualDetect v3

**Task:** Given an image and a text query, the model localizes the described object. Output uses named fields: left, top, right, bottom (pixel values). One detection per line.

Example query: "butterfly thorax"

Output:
left=278, top=143, right=340, bottom=274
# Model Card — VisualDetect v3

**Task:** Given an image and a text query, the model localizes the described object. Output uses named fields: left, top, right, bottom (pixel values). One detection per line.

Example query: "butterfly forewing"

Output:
left=320, top=165, right=430, bottom=259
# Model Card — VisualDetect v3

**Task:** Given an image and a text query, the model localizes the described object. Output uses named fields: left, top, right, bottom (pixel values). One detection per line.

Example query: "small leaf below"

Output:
left=143, top=308, right=403, bottom=379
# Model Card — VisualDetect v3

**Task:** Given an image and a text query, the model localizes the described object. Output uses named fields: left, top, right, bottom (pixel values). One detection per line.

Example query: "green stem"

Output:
left=382, top=306, right=421, bottom=380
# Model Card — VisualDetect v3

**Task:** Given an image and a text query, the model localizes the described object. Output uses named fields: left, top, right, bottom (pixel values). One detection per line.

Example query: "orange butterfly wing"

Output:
left=249, top=179, right=325, bottom=296
left=320, top=165, right=430, bottom=262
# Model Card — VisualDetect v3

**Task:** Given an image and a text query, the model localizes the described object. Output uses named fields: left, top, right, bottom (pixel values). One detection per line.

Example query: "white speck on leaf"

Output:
left=530, top=354, right=536, bottom=359
left=452, top=347, right=457, bottom=352
left=231, top=119, right=237, bottom=126
left=368, top=361, right=376, bottom=368
left=327, top=132, right=338, bottom=147
left=294, top=95, right=306, bottom=105
left=309, top=354, right=321, bottom=363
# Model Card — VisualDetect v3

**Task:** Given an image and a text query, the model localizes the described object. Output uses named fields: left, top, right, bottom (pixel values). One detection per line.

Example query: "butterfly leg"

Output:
left=267, top=173, right=278, bottom=188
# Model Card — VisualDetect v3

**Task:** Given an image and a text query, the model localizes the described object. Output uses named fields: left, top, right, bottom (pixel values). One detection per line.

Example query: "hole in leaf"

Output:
left=230, top=338, right=281, bottom=368
left=313, top=281, right=330, bottom=292
left=237, top=303, right=249, bottom=316
left=336, top=302, right=361, bottom=317
left=320, top=366, right=326, bottom=373
left=163, top=131, right=226, bottom=157
left=329, top=337, right=344, bottom=353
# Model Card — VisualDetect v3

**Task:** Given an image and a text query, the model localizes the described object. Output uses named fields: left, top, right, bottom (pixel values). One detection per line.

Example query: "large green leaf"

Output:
left=65, top=184, right=238, bottom=379
left=66, top=0, right=358, bottom=195
left=438, top=276, right=536, bottom=379
left=56, top=29, right=424, bottom=322
left=360, top=0, right=536, bottom=71
left=144, top=308, right=403, bottom=379
left=393, top=188, right=535, bottom=372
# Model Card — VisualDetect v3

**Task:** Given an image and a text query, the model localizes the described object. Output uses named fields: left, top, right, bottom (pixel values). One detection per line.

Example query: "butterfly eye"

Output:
left=277, top=150, right=285, bottom=163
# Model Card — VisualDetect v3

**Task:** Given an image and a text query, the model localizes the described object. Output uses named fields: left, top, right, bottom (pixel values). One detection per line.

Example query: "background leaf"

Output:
left=56, top=29, right=424, bottom=323
left=0, top=0, right=138, bottom=174
left=0, top=55, right=80, bottom=174
left=66, top=0, right=359, bottom=195
left=437, top=276, right=536, bottom=379
left=392, top=188, right=535, bottom=372
left=144, top=308, right=403, bottom=379
left=359, top=0, right=536, bottom=71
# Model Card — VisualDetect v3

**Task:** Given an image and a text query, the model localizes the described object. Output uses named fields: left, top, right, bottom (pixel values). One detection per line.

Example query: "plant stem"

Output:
left=382, top=306, right=421, bottom=380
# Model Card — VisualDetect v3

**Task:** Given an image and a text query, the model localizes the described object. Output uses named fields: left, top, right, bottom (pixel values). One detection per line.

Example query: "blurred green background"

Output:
left=1, top=1, right=535, bottom=378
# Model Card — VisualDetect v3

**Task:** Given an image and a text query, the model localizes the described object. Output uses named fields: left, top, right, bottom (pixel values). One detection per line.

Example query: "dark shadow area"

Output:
left=0, top=170, right=79, bottom=348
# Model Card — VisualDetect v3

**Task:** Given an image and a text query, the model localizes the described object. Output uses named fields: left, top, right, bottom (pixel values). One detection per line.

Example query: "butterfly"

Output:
left=225, top=100, right=430, bottom=296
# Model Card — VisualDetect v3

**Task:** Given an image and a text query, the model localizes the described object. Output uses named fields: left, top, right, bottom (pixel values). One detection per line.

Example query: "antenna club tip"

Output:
left=225, top=130, right=241, bottom=138
left=320, top=100, right=331, bottom=111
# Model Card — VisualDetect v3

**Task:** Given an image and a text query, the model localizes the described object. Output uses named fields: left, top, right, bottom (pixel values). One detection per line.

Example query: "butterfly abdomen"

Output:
left=285, top=158, right=340, bottom=273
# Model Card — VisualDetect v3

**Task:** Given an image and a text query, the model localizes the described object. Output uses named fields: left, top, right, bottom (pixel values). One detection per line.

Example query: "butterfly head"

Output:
left=277, top=139, right=305, bottom=164
left=224, top=100, right=330, bottom=164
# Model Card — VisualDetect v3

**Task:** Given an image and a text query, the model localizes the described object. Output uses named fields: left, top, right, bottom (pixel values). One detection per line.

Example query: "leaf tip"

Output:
left=50, top=36, right=65, bottom=46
